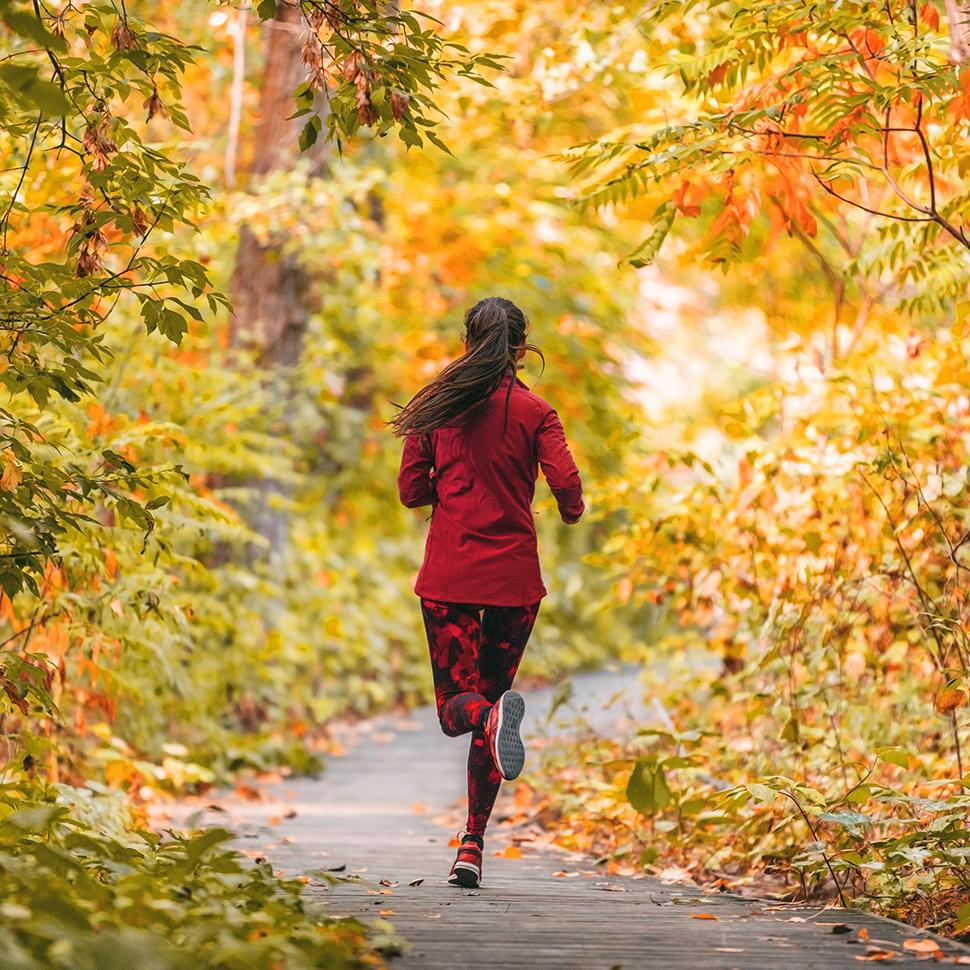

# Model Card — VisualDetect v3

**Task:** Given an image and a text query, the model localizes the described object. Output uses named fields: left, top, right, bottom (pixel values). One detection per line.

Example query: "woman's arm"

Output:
left=536, top=409, right=585, bottom=523
left=397, top=432, right=436, bottom=508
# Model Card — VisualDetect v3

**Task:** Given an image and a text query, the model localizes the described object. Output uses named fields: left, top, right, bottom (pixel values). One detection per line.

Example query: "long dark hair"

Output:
left=390, top=297, right=543, bottom=437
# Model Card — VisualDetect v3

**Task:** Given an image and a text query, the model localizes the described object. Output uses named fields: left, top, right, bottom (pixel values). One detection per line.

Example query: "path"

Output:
left=190, top=668, right=969, bottom=969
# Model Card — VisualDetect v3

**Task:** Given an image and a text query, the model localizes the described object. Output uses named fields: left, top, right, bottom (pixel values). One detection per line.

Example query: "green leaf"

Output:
left=299, top=115, right=321, bottom=152
left=876, top=747, right=910, bottom=769
left=255, top=0, right=277, bottom=20
left=820, top=809, right=872, bottom=829
left=746, top=783, right=778, bottom=804
left=956, top=902, right=970, bottom=932
left=779, top=715, right=799, bottom=742
left=627, top=202, right=675, bottom=268
left=5, top=804, right=67, bottom=832
left=1, top=11, right=68, bottom=53
left=627, top=759, right=673, bottom=814
left=0, top=64, right=71, bottom=116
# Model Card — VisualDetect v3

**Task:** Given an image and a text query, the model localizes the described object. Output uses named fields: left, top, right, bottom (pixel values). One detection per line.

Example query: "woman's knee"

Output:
left=436, top=701, right=464, bottom=737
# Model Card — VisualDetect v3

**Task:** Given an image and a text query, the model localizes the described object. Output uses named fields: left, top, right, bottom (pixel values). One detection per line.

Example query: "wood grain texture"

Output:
left=195, top=671, right=970, bottom=969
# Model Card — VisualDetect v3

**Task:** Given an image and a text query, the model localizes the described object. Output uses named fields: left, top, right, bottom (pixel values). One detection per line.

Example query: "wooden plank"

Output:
left=191, top=673, right=969, bottom=970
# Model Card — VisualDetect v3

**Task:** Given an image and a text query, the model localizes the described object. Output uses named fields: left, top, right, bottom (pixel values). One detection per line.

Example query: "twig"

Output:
left=781, top=788, right=849, bottom=907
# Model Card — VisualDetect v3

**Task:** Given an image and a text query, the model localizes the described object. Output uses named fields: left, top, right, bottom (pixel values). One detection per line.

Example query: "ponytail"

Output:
left=390, top=297, right=543, bottom=437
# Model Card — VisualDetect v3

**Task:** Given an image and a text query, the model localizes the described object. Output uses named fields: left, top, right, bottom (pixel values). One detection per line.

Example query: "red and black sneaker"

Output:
left=484, top=690, right=526, bottom=781
left=448, top=832, right=484, bottom=888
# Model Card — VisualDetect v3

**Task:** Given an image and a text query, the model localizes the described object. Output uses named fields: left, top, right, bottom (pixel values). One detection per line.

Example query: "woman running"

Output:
left=393, top=296, right=584, bottom=888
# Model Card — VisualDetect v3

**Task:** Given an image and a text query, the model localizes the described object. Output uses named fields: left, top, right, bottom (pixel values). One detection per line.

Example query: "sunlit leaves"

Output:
left=266, top=0, right=503, bottom=152
left=572, top=0, right=970, bottom=289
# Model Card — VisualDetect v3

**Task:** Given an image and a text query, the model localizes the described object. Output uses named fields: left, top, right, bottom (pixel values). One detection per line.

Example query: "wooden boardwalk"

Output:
left=197, top=671, right=970, bottom=969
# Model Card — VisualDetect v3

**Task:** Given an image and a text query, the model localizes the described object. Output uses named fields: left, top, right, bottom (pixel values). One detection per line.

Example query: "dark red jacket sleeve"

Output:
left=397, top=433, right=436, bottom=509
left=536, top=409, right=585, bottom=522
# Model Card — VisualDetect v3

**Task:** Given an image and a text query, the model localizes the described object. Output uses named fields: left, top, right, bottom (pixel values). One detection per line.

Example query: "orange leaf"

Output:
left=673, top=179, right=701, bottom=217
left=691, top=912, right=719, bottom=920
left=902, top=939, right=940, bottom=953
left=854, top=951, right=897, bottom=962
left=496, top=845, right=522, bottom=859
left=411, top=802, right=427, bottom=814
left=936, top=689, right=966, bottom=713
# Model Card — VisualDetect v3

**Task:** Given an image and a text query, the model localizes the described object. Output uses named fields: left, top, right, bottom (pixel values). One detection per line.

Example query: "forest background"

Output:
left=1, top=0, right=970, bottom=966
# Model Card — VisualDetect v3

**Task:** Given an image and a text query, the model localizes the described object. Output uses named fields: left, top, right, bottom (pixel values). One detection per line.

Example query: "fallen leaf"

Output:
left=378, top=879, right=400, bottom=888
left=832, top=925, right=852, bottom=935
left=408, top=878, right=424, bottom=887
left=448, top=838, right=460, bottom=848
left=902, top=939, right=939, bottom=953
left=854, top=950, right=897, bottom=962
left=268, top=816, right=281, bottom=826
left=714, top=948, right=745, bottom=954
left=658, top=866, right=694, bottom=884
left=496, top=846, right=522, bottom=859
left=858, top=928, right=870, bottom=941
left=324, top=864, right=346, bottom=872
left=691, top=912, right=719, bottom=920
left=412, top=803, right=427, bottom=814
left=379, top=909, right=396, bottom=916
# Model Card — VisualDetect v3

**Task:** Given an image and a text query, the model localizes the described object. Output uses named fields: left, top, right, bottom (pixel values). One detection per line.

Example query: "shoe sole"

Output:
left=448, top=862, right=481, bottom=888
left=493, top=690, right=526, bottom=781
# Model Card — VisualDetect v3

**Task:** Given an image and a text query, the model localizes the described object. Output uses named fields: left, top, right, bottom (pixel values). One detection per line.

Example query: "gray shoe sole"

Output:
left=493, top=690, right=526, bottom=781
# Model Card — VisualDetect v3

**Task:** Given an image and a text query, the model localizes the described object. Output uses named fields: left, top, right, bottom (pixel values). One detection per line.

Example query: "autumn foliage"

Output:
left=1, top=0, right=970, bottom=961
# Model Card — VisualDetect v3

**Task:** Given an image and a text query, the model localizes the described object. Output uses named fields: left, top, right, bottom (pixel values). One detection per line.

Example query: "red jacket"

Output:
left=397, top=370, right=585, bottom=606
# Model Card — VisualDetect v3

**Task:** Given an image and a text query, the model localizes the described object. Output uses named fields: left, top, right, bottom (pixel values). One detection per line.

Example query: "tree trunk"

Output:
left=227, top=1, right=329, bottom=559
left=230, top=1, right=321, bottom=367
left=945, top=0, right=970, bottom=63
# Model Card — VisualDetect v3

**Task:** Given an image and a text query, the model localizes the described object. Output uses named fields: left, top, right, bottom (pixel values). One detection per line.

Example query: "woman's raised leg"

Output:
left=420, top=599, right=490, bottom=736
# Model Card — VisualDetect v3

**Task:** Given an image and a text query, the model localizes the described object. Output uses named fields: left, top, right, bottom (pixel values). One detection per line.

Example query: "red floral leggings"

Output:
left=420, top=598, right=540, bottom=836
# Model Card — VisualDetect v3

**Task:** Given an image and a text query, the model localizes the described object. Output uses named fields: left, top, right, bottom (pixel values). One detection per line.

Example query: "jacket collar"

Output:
left=499, top=369, right=528, bottom=390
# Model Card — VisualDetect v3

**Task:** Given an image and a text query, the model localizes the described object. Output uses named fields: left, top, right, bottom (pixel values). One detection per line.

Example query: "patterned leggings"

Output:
left=420, top=598, right=540, bottom=836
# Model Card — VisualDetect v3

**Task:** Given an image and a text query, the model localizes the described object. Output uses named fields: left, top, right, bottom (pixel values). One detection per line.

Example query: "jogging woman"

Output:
left=393, top=296, right=584, bottom=888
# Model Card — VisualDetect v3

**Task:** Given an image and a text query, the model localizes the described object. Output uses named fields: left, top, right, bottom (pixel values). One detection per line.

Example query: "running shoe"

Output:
left=448, top=832, right=484, bottom=888
left=484, top=690, right=526, bottom=781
